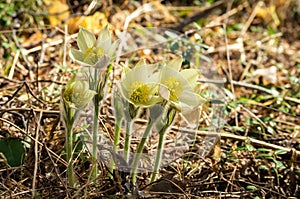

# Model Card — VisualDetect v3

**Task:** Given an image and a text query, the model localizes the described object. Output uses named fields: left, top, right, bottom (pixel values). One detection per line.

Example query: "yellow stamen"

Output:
left=129, top=81, right=151, bottom=105
left=162, top=77, right=182, bottom=101
left=83, top=46, right=104, bottom=65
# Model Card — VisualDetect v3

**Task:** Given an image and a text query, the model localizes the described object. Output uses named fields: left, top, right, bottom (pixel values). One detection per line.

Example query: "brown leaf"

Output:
left=67, top=12, right=109, bottom=34
left=44, top=0, right=70, bottom=26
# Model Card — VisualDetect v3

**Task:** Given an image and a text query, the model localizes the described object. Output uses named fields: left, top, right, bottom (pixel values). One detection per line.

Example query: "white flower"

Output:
left=158, top=57, right=204, bottom=110
left=63, top=77, right=96, bottom=110
left=119, top=61, right=162, bottom=107
left=70, top=26, right=119, bottom=68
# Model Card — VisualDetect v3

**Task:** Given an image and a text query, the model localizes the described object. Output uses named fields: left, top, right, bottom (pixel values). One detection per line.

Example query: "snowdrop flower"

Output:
left=63, top=77, right=96, bottom=110
left=70, top=26, right=119, bottom=68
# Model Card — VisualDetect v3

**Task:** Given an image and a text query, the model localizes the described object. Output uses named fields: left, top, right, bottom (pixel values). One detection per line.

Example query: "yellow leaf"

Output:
left=21, top=31, right=43, bottom=47
left=67, top=12, right=108, bottom=34
left=44, top=0, right=70, bottom=26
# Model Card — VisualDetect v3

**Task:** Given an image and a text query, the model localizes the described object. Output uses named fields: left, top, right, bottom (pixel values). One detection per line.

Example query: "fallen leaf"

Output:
left=44, top=0, right=70, bottom=26
left=67, top=12, right=108, bottom=34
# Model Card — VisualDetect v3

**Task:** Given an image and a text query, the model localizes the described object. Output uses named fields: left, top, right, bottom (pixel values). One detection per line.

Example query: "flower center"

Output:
left=162, top=77, right=182, bottom=101
left=129, top=81, right=151, bottom=105
left=83, top=46, right=104, bottom=65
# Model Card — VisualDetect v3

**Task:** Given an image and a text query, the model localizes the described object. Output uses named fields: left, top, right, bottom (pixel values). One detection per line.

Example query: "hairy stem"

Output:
left=124, top=120, right=133, bottom=163
left=131, top=119, right=155, bottom=184
left=66, top=124, right=75, bottom=187
left=109, top=118, right=122, bottom=176
left=92, top=97, right=99, bottom=180
left=150, top=131, right=166, bottom=183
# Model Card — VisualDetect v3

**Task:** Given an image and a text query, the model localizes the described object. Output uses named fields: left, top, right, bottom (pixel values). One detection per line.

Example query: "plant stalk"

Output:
left=124, top=120, right=133, bottom=163
left=92, top=97, right=99, bottom=180
left=131, top=120, right=155, bottom=184
left=150, top=130, right=166, bottom=183
left=65, top=106, right=75, bottom=188
left=66, top=124, right=75, bottom=187
left=109, top=118, right=122, bottom=176
left=150, top=107, right=176, bottom=183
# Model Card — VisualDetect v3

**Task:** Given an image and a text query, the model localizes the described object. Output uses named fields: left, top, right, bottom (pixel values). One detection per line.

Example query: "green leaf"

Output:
left=256, top=153, right=272, bottom=159
left=258, top=165, right=269, bottom=170
left=246, top=185, right=258, bottom=190
left=274, top=149, right=287, bottom=155
left=257, top=148, right=272, bottom=152
left=273, top=159, right=286, bottom=169
left=0, top=138, right=25, bottom=167
left=246, top=144, right=256, bottom=152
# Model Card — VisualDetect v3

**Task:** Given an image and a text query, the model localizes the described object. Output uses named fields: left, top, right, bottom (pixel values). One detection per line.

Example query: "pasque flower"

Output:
left=119, top=61, right=162, bottom=107
left=63, top=77, right=96, bottom=110
left=61, top=77, right=96, bottom=188
left=158, top=57, right=204, bottom=110
left=70, top=26, right=119, bottom=68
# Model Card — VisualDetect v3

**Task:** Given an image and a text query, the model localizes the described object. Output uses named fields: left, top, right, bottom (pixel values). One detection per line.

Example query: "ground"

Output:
left=0, top=0, right=299, bottom=198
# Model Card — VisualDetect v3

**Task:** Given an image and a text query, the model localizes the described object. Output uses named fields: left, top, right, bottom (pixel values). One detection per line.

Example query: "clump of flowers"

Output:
left=67, top=26, right=119, bottom=180
left=113, top=56, right=204, bottom=186
left=150, top=57, right=204, bottom=182
left=61, top=77, right=96, bottom=187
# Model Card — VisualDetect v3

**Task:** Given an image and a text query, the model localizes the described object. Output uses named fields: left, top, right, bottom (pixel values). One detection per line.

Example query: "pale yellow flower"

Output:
left=119, top=61, right=161, bottom=107
left=63, top=77, right=96, bottom=110
left=158, top=57, right=204, bottom=110
left=70, top=26, right=119, bottom=68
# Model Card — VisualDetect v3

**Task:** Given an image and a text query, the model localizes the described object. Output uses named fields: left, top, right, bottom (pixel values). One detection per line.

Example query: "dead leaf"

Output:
left=44, top=0, right=70, bottom=26
left=21, top=31, right=44, bottom=47
left=67, top=12, right=109, bottom=34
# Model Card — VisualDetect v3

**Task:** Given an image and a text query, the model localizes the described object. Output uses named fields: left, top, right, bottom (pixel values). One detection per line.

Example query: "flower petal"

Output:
left=97, top=25, right=111, bottom=42
left=134, top=59, right=147, bottom=68
left=166, top=57, right=183, bottom=71
left=70, top=48, right=85, bottom=62
left=97, top=39, right=111, bottom=53
left=77, top=27, right=96, bottom=52
left=159, top=84, right=170, bottom=101
left=93, top=54, right=111, bottom=69
left=179, top=90, right=204, bottom=108
left=107, top=39, right=120, bottom=58
left=180, top=69, right=199, bottom=89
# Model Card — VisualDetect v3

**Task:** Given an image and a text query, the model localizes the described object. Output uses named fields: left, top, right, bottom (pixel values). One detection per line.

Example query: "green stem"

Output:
left=109, top=118, right=122, bottom=176
left=131, top=120, right=155, bottom=184
left=66, top=124, right=75, bottom=187
left=64, top=106, right=75, bottom=188
left=150, top=107, right=176, bottom=183
left=92, top=97, right=99, bottom=180
left=124, top=120, right=132, bottom=163
left=150, top=130, right=166, bottom=183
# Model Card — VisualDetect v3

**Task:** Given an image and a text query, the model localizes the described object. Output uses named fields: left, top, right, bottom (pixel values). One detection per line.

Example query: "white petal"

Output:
left=97, top=25, right=111, bottom=42
left=179, top=90, right=204, bottom=108
left=97, top=39, right=111, bottom=53
left=134, top=59, right=147, bottom=68
left=108, top=39, right=120, bottom=57
left=70, top=48, right=84, bottom=62
left=180, top=69, right=199, bottom=89
left=77, top=27, right=96, bottom=52
left=159, top=84, right=170, bottom=100
left=166, top=57, right=183, bottom=71
left=93, top=54, right=111, bottom=69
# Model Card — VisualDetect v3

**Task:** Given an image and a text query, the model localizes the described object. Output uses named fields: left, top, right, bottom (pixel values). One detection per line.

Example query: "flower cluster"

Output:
left=119, top=57, right=203, bottom=110
left=118, top=56, right=204, bottom=184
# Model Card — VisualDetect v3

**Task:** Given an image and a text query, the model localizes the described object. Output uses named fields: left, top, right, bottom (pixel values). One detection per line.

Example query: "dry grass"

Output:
left=0, top=0, right=299, bottom=198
